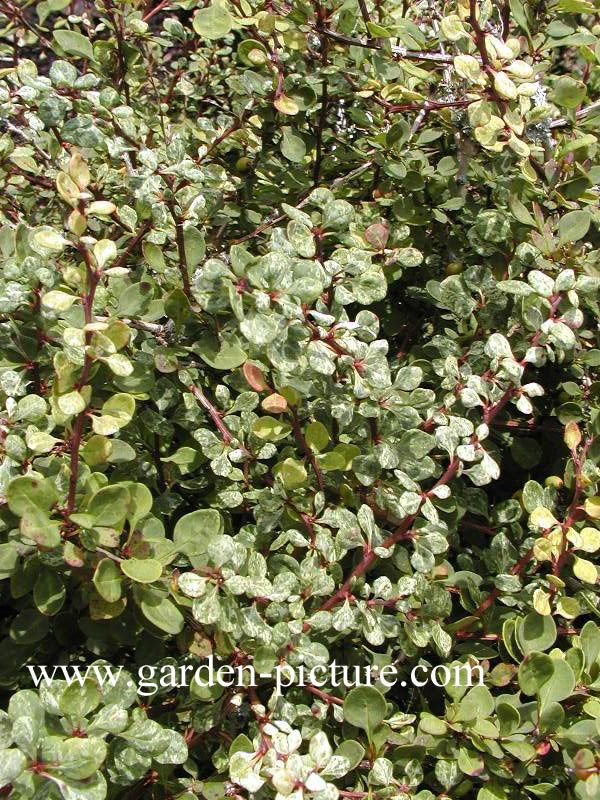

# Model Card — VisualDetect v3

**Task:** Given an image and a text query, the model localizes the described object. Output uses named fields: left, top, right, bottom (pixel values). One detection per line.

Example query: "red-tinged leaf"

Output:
left=365, top=223, right=389, bottom=250
left=243, top=362, right=267, bottom=391
left=274, top=93, right=299, bottom=115
left=261, top=393, right=288, bottom=413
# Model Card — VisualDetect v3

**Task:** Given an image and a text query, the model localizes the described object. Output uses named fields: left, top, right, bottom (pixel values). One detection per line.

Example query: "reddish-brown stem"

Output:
left=319, top=517, right=415, bottom=612
left=143, top=0, right=171, bottom=22
left=198, top=121, right=242, bottom=164
left=460, top=519, right=495, bottom=536
left=467, top=0, right=490, bottom=67
left=483, top=386, right=517, bottom=425
left=316, top=305, right=564, bottom=618
left=318, top=457, right=462, bottom=613
left=357, top=0, right=372, bottom=31
left=305, top=684, right=344, bottom=705
left=553, top=436, right=593, bottom=579
left=289, top=407, right=325, bottom=493
left=189, top=386, right=234, bottom=445
left=66, top=247, right=100, bottom=515
left=166, top=195, right=192, bottom=298
left=106, top=0, right=130, bottom=104
left=313, top=8, right=329, bottom=186
left=320, top=27, right=454, bottom=63
left=0, top=0, right=52, bottom=48
left=112, top=221, right=152, bottom=272
left=459, top=546, right=535, bottom=628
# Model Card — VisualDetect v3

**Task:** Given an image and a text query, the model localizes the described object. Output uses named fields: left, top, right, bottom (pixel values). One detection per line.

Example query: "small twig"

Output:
left=111, top=221, right=152, bottom=272
left=142, top=0, right=171, bottom=21
left=321, top=27, right=455, bottom=63
left=228, top=153, right=376, bottom=247
left=166, top=195, right=192, bottom=298
left=66, top=246, right=100, bottom=516
left=198, top=121, right=242, bottom=164
left=313, top=7, right=329, bottom=186
left=289, top=406, right=325, bottom=493
left=550, top=100, right=600, bottom=129
left=305, top=684, right=344, bottom=706
left=189, top=385, right=235, bottom=445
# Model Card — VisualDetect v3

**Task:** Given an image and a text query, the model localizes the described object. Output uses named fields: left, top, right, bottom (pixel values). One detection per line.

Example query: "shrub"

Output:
left=0, top=1, right=599, bottom=799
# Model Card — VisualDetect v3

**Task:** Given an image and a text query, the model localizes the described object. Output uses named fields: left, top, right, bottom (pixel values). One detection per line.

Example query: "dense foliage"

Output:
left=0, top=0, right=600, bottom=798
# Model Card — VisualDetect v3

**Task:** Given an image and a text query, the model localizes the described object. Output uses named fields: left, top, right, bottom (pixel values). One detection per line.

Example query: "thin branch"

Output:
left=321, top=27, right=455, bottom=63
left=111, top=221, right=152, bottom=272
left=356, top=0, right=373, bottom=34
left=305, top=684, right=344, bottom=706
left=143, top=0, right=172, bottom=21
left=550, top=100, right=600, bottom=129
left=313, top=7, right=329, bottom=186
left=189, top=385, right=235, bottom=445
left=467, top=0, right=490, bottom=68
left=460, top=545, right=535, bottom=629
left=289, top=406, right=325, bottom=493
left=106, top=0, right=130, bottom=103
left=198, top=121, right=242, bottom=164
left=228, top=153, right=376, bottom=247
left=166, top=195, right=192, bottom=299
left=66, top=246, right=100, bottom=516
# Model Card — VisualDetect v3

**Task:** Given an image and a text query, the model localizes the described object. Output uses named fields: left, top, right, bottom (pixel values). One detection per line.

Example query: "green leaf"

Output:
left=20, top=502, right=62, bottom=548
left=343, top=686, right=387, bottom=733
left=321, top=740, right=365, bottom=778
left=7, top=475, right=57, bottom=515
left=184, top=226, right=206, bottom=269
left=517, top=612, right=557, bottom=655
left=138, top=590, right=184, bottom=634
left=580, top=620, right=600, bottom=670
left=53, top=29, right=95, bottom=60
left=93, top=558, right=123, bottom=602
left=558, top=209, right=591, bottom=245
left=59, top=680, right=102, bottom=719
left=121, top=558, right=163, bottom=584
left=59, top=737, right=107, bottom=779
left=0, top=749, right=27, bottom=785
left=509, top=194, right=536, bottom=226
left=276, top=457, right=308, bottom=489
left=551, top=76, right=586, bottom=108
left=0, top=543, right=19, bottom=579
left=584, top=496, right=600, bottom=519
left=252, top=416, right=292, bottom=442
left=53, top=771, right=107, bottom=800
left=192, top=1, right=232, bottom=39
left=197, top=331, right=247, bottom=370
left=34, top=228, right=70, bottom=252
left=116, top=282, right=153, bottom=317
left=94, top=239, right=116, bottom=268
left=518, top=652, right=554, bottom=695
left=58, top=390, right=86, bottom=416
left=573, top=555, right=598, bottom=583
left=539, top=657, right=575, bottom=705
left=274, top=94, right=299, bottom=115
left=281, top=127, right=306, bottom=162
left=174, top=509, right=223, bottom=563
left=122, top=482, right=153, bottom=533
left=305, top=421, right=330, bottom=452
left=456, top=685, right=494, bottom=721
left=34, top=568, right=66, bottom=615
left=322, top=200, right=354, bottom=230
left=82, top=435, right=112, bottom=466
left=101, top=393, right=135, bottom=427
left=42, top=289, right=77, bottom=310
left=87, top=485, right=130, bottom=526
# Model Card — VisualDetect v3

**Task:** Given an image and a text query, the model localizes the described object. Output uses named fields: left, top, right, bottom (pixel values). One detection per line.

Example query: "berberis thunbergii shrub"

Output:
left=0, top=0, right=599, bottom=798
